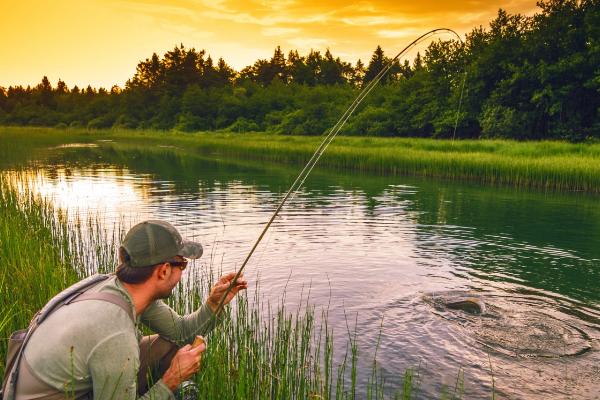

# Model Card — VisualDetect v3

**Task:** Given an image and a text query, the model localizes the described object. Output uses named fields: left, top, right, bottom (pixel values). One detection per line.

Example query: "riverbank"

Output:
left=2, top=126, right=599, bottom=193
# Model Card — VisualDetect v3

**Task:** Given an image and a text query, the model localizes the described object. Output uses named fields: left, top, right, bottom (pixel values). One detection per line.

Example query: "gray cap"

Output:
left=122, top=220, right=203, bottom=267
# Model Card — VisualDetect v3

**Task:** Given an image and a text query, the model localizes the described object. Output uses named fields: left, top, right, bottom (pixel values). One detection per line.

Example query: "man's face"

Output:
left=157, top=256, right=187, bottom=299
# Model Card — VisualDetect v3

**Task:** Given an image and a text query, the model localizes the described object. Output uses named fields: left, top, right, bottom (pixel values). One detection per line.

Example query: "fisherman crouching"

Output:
left=2, top=220, right=247, bottom=400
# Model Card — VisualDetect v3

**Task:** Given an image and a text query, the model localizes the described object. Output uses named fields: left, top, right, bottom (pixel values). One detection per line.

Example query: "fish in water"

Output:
left=444, top=297, right=486, bottom=315
left=423, top=292, right=487, bottom=315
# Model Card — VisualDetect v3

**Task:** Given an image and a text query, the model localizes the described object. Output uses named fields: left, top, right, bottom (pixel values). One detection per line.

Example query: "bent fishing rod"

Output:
left=202, top=28, right=465, bottom=326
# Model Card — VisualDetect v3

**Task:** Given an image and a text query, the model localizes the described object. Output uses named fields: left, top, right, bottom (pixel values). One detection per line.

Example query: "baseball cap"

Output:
left=122, top=220, right=203, bottom=267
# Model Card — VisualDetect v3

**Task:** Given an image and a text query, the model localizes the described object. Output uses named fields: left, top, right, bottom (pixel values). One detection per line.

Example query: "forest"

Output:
left=1, top=0, right=599, bottom=140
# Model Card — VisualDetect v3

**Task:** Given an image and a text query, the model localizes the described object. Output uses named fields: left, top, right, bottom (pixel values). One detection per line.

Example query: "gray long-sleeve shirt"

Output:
left=23, top=276, right=218, bottom=400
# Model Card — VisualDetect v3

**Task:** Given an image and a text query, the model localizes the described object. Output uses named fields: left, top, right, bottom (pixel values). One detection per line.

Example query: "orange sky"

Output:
left=1, top=0, right=538, bottom=89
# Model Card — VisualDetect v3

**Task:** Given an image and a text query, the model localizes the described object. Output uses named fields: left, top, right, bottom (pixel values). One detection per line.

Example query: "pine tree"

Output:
left=287, top=50, right=308, bottom=84
left=216, top=58, right=236, bottom=86
left=320, top=49, right=344, bottom=85
left=363, top=46, right=387, bottom=84
left=305, top=50, right=323, bottom=85
left=270, top=46, right=287, bottom=82
left=37, top=76, right=53, bottom=106
left=413, top=52, right=423, bottom=70
left=55, top=79, right=68, bottom=95
left=351, top=59, right=366, bottom=87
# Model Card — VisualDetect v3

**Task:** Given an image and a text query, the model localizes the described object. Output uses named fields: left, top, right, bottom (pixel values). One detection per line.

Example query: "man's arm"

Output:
left=140, top=300, right=218, bottom=346
left=141, top=272, right=247, bottom=346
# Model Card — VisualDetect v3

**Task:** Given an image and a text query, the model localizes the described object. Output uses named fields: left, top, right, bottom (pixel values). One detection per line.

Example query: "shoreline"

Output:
left=2, top=126, right=600, bottom=193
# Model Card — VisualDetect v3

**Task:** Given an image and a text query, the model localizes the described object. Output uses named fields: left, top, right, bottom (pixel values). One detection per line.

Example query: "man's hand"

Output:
left=162, top=342, right=206, bottom=391
left=207, top=272, right=248, bottom=313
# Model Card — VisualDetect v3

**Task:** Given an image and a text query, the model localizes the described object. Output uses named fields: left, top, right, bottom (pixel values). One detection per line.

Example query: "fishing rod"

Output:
left=204, top=28, right=465, bottom=324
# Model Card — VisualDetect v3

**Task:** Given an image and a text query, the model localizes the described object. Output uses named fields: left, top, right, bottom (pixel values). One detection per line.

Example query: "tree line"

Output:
left=1, top=0, right=598, bottom=140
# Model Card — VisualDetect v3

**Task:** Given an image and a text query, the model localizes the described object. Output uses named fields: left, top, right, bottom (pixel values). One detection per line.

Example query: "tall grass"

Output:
left=0, top=172, right=476, bottom=399
left=0, top=173, right=78, bottom=373
left=0, top=172, right=120, bottom=374
left=2, top=126, right=600, bottom=193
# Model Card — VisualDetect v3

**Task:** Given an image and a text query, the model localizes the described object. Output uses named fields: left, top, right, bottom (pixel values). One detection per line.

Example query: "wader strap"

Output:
left=14, top=357, right=65, bottom=400
left=68, top=292, right=134, bottom=322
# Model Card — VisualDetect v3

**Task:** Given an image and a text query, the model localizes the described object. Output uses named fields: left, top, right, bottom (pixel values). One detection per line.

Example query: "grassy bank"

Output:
left=2, top=126, right=600, bottom=193
left=1, top=173, right=478, bottom=399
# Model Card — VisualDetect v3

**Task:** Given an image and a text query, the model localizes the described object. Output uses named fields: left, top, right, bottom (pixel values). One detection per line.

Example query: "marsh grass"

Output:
left=0, top=171, right=475, bottom=399
left=0, top=171, right=122, bottom=376
left=0, top=173, right=78, bottom=373
left=2, top=126, right=599, bottom=193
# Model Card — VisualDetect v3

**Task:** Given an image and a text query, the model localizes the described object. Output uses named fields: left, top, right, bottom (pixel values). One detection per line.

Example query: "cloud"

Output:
left=340, top=16, right=395, bottom=26
left=287, top=37, right=332, bottom=50
left=260, top=0, right=298, bottom=12
left=198, top=10, right=329, bottom=27
left=377, top=29, right=427, bottom=39
left=262, top=27, right=301, bottom=36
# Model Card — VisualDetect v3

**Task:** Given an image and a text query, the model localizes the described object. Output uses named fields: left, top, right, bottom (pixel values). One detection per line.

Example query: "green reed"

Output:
left=0, top=173, right=78, bottom=373
left=0, top=172, right=121, bottom=375
left=2, top=126, right=599, bottom=193
left=0, top=170, right=475, bottom=399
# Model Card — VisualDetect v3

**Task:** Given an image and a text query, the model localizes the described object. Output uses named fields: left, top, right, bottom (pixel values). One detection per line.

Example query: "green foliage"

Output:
left=175, top=112, right=208, bottom=132
left=223, top=117, right=260, bottom=133
left=480, top=104, right=528, bottom=138
left=343, top=106, right=395, bottom=136
left=87, top=115, right=114, bottom=129
left=113, top=114, right=138, bottom=129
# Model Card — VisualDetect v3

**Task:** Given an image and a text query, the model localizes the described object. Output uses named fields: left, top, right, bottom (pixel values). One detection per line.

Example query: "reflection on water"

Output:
left=8, top=167, right=146, bottom=219
left=3, top=143, right=600, bottom=399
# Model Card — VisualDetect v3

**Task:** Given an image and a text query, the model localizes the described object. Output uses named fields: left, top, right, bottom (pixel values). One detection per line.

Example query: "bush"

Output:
left=274, top=109, right=328, bottom=135
left=175, top=113, right=210, bottom=132
left=263, top=110, right=286, bottom=131
left=113, top=114, right=139, bottom=129
left=480, top=104, right=528, bottom=139
left=87, top=115, right=114, bottom=129
left=224, top=117, right=260, bottom=133
left=344, top=106, right=395, bottom=136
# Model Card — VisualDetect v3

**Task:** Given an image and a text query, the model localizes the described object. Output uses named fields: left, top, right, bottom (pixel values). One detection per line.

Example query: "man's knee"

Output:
left=140, top=335, right=178, bottom=365
left=138, top=335, right=179, bottom=395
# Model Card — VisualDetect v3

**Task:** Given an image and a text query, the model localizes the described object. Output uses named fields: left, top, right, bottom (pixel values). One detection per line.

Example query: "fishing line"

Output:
left=205, top=28, right=466, bottom=322
left=452, top=71, right=468, bottom=141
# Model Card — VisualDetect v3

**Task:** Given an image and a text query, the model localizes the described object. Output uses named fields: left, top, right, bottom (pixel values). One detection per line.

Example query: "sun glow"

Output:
left=1, top=0, right=538, bottom=89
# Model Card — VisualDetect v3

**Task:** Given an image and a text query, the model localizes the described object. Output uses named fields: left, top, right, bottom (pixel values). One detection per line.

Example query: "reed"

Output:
left=2, top=126, right=599, bottom=193
left=0, top=171, right=119, bottom=375
left=0, top=173, right=78, bottom=373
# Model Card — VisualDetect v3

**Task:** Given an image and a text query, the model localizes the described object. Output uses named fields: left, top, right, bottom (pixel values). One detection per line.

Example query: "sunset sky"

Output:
left=1, top=0, right=539, bottom=89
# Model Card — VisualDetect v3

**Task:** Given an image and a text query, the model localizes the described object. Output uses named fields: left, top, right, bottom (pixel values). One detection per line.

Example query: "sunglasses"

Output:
left=167, top=259, right=188, bottom=271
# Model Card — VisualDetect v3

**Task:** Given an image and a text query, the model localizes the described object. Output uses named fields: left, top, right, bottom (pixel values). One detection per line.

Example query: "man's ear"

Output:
left=154, top=263, right=171, bottom=281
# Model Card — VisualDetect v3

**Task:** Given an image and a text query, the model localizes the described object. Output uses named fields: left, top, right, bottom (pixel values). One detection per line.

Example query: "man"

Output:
left=12, top=220, right=247, bottom=399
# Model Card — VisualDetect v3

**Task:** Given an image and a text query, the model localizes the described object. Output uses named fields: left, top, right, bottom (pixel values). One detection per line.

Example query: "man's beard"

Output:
left=157, top=283, right=177, bottom=299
